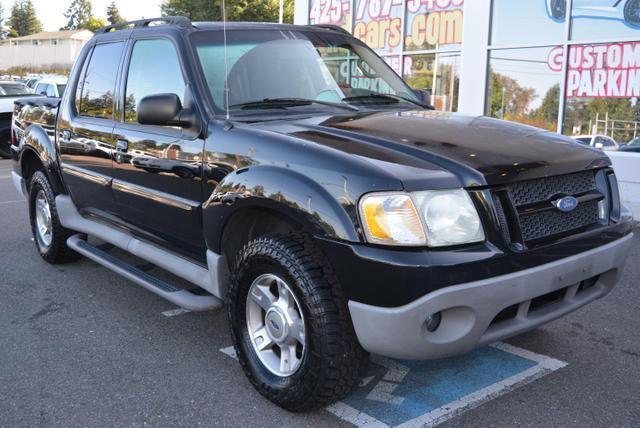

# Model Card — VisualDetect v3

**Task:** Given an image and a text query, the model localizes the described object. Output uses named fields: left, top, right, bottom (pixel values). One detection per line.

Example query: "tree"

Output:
left=8, top=0, right=43, bottom=37
left=227, top=0, right=294, bottom=23
left=62, top=0, right=93, bottom=30
left=106, top=1, right=124, bottom=25
left=82, top=16, right=107, bottom=32
left=161, top=0, right=221, bottom=21
left=160, top=0, right=294, bottom=23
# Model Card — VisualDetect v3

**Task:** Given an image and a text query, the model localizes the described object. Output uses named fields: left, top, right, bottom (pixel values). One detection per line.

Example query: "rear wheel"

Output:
left=28, top=171, right=82, bottom=264
left=0, top=130, right=11, bottom=159
left=228, top=233, right=368, bottom=412
left=625, top=0, right=640, bottom=27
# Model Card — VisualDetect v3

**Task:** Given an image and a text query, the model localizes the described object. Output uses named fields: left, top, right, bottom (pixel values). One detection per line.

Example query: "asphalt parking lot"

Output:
left=1, top=158, right=639, bottom=427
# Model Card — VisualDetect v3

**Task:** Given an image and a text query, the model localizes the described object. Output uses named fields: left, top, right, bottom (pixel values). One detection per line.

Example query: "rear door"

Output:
left=110, top=37, right=206, bottom=259
left=57, top=41, right=126, bottom=215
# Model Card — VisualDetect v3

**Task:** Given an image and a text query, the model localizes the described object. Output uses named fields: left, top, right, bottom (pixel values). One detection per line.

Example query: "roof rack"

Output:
left=312, top=24, right=351, bottom=35
left=99, top=16, right=192, bottom=34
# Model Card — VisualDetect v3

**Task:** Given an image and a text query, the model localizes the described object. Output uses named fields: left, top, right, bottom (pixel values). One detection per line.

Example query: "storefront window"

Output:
left=571, top=0, right=640, bottom=41
left=404, top=0, right=464, bottom=51
left=487, top=47, right=562, bottom=130
left=491, top=0, right=565, bottom=46
left=403, top=53, right=460, bottom=111
left=563, top=41, right=640, bottom=143
left=309, top=0, right=353, bottom=31
left=353, top=0, right=404, bottom=55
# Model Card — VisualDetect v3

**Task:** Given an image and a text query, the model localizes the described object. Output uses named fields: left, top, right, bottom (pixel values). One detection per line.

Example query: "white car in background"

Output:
left=547, top=0, right=640, bottom=27
left=574, top=134, right=620, bottom=151
left=33, top=78, right=68, bottom=98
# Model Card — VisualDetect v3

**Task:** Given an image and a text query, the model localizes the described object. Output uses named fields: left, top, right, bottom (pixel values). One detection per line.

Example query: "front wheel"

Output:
left=625, top=0, right=640, bottom=27
left=228, top=233, right=368, bottom=412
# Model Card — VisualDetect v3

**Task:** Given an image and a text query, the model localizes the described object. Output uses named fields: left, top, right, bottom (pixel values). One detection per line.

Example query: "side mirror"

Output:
left=137, top=93, right=193, bottom=127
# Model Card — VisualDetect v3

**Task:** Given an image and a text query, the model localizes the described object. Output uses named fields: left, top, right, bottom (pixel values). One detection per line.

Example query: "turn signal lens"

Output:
left=359, top=193, right=426, bottom=246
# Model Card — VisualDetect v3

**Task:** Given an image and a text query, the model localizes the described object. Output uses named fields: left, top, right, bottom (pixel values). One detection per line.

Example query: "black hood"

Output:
left=254, top=110, right=610, bottom=188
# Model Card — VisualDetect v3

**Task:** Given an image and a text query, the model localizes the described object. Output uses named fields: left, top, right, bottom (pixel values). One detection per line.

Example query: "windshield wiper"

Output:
left=342, top=93, right=432, bottom=109
left=229, top=97, right=359, bottom=112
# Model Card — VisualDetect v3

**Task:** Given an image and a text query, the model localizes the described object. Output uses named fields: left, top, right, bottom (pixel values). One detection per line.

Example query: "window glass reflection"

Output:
left=403, top=53, right=460, bottom=111
left=491, top=0, right=564, bottom=46
left=487, top=47, right=562, bottom=130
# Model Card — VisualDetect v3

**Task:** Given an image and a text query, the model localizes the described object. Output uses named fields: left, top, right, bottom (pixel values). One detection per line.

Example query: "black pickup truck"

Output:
left=10, top=17, right=635, bottom=411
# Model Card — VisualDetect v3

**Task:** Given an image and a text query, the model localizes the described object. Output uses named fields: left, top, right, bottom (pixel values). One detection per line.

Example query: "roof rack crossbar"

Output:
left=312, top=24, right=351, bottom=35
left=99, top=16, right=192, bottom=34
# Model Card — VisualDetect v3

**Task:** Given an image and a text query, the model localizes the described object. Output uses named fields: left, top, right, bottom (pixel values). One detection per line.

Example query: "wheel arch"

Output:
left=204, top=165, right=361, bottom=258
left=19, top=124, right=65, bottom=194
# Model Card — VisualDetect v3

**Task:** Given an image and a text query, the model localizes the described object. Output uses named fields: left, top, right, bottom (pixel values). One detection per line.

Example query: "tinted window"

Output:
left=603, top=137, right=616, bottom=147
left=77, top=42, right=124, bottom=119
left=125, top=39, right=186, bottom=123
left=576, top=137, right=591, bottom=144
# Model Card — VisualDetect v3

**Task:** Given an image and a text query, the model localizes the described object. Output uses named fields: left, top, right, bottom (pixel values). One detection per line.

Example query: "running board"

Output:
left=55, top=194, right=228, bottom=302
left=67, top=235, right=222, bottom=311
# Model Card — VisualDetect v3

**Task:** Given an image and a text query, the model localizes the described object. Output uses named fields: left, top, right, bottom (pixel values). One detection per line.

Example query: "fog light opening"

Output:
left=424, top=312, right=442, bottom=333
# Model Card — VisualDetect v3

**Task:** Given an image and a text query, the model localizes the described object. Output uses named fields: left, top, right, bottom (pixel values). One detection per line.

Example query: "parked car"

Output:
left=0, top=81, right=30, bottom=96
left=621, top=137, right=640, bottom=152
left=0, top=83, right=38, bottom=158
left=10, top=17, right=635, bottom=412
left=574, top=134, right=620, bottom=151
left=33, top=78, right=67, bottom=98
left=547, top=0, right=640, bottom=27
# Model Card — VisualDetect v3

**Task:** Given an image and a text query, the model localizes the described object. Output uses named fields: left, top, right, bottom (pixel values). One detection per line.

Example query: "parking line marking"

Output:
left=219, top=342, right=565, bottom=427
left=0, top=200, right=23, bottom=205
left=161, top=308, right=191, bottom=317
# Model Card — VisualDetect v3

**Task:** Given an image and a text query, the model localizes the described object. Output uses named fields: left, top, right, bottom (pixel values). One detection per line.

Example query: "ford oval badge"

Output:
left=552, top=196, right=579, bottom=213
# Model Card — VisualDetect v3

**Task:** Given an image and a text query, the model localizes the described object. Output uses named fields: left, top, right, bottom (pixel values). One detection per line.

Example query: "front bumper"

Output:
left=348, top=233, right=633, bottom=360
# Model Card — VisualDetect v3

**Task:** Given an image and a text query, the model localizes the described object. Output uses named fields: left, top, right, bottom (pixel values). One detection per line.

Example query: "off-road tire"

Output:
left=28, top=171, right=82, bottom=264
left=228, top=232, right=368, bottom=412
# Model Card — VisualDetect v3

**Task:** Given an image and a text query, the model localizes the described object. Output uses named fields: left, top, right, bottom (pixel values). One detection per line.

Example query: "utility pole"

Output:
left=279, top=0, right=284, bottom=24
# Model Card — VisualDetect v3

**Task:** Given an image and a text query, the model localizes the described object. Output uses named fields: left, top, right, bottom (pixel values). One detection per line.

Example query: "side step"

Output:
left=67, top=235, right=222, bottom=311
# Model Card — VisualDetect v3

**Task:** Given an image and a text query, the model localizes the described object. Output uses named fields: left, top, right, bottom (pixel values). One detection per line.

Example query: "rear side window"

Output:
left=76, top=42, right=124, bottom=119
left=124, top=39, right=186, bottom=123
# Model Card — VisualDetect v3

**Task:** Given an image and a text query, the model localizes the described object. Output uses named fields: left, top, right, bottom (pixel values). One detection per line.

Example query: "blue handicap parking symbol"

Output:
left=330, top=343, right=566, bottom=427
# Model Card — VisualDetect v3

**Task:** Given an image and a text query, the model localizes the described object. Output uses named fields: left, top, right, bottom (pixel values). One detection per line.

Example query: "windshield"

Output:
left=191, top=29, right=420, bottom=115
left=0, top=83, right=29, bottom=95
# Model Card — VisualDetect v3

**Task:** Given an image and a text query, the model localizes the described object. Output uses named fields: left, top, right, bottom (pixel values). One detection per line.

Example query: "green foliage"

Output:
left=8, top=0, right=43, bottom=37
left=62, top=0, right=93, bottom=30
left=161, top=0, right=221, bottom=21
left=106, top=1, right=125, bottom=25
left=160, top=0, right=294, bottom=23
left=82, top=16, right=107, bottom=32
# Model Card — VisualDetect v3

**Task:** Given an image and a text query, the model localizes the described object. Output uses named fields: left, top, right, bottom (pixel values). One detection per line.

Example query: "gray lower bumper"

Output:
left=11, top=170, right=27, bottom=199
left=349, top=234, right=634, bottom=360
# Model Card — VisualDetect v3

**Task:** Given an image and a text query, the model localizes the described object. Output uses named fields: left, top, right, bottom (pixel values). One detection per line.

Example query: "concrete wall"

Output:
left=608, top=151, right=640, bottom=219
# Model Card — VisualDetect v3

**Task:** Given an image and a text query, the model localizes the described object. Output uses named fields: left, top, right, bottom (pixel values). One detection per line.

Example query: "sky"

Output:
left=0, top=0, right=164, bottom=31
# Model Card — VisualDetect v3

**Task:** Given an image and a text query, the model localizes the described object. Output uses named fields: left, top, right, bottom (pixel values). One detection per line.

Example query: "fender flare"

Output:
left=18, top=123, right=65, bottom=194
left=203, top=165, right=360, bottom=253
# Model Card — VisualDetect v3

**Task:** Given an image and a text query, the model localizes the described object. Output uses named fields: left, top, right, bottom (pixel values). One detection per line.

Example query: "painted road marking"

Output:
left=219, top=342, right=566, bottom=427
left=0, top=200, right=23, bottom=205
left=161, top=308, right=192, bottom=317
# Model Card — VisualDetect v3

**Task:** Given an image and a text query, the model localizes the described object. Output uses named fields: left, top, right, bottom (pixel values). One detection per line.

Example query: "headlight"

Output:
left=413, top=190, right=485, bottom=247
left=359, top=193, right=426, bottom=246
left=358, top=190, right=484, bottom=247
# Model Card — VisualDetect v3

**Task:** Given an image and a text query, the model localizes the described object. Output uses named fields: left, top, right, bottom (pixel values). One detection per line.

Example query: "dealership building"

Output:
left=294, top=0, right=640, bottom=143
